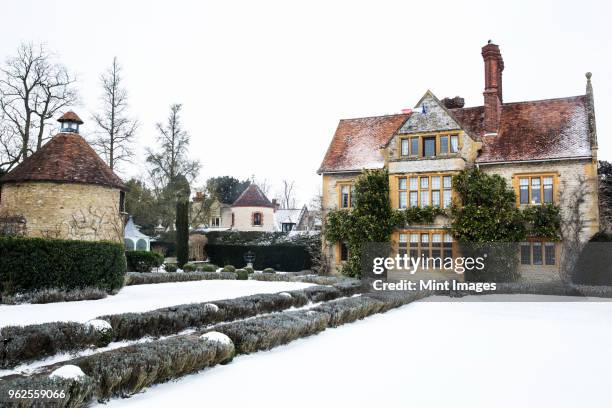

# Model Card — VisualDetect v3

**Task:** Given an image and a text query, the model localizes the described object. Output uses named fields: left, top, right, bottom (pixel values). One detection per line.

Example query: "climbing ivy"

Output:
left=324, top=169, right=396, bottom=277
left=324, top=166, right=562, bottom=279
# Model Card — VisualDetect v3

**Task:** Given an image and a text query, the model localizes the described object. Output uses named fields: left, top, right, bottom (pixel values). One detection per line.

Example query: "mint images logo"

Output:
left=372, top=254, right=486, bottom=275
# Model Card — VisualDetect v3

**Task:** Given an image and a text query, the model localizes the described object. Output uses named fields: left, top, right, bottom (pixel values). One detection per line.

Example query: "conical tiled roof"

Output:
left=232, top=184, right=274, bottom=208
left=58, top=111, right=84, bottom=124
left=0, top=132, right=126, bottom=190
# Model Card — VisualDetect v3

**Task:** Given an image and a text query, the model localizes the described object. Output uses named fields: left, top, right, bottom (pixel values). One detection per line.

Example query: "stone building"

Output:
left=318, top=42, right=600, bottom=280
left=0, top=112, right=127, bottom=242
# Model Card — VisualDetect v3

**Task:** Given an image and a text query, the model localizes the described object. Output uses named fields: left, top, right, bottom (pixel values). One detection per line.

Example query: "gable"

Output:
left=398, top=92, right=462, bottom=134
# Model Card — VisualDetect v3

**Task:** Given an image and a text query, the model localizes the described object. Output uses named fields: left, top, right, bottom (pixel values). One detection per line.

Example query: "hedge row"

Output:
left=125, top=251, right=164, bottom=272
left=0, top=321, right=112, bottom=369
left=0, top=334, right=234, bottom=404
left=200, top=290, right=429, bottom=355
left=0, top=237, right=126, bottom=294
left=205, top=243, right=311, bottom=272
left=1, top=287, right=108, bottom=305
left=0, top=375, right=94, bottom=408
left=0, top=283, right=362, bottom=368
left=102, top=282, right=360, bottom=341
left=125, top=271, right=236, bottom=286
left=1, top=290, right=423, bottom=405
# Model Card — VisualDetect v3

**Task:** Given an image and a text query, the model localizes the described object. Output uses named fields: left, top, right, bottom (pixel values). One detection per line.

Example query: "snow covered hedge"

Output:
left=0, top=321, right=113, bottom=369
left=1, top=287, right=108, bottom=305
left=0, top=373, right=94, bottom=408
left=0, top=237, right=125, bottom=295
left=1, top=334, right=235, bottom=403
left=125, top=271, right=236, bottom=285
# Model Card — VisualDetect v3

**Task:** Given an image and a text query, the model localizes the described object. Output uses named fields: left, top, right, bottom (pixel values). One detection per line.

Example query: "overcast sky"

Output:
left=2, top=0, right=610, bottom=206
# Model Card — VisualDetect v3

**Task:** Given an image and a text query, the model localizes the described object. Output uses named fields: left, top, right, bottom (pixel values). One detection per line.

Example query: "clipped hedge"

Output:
left=1, top=334, right=234, bottom=403
left=102, top=291, right=310, bottom=341
left=125, top=250, right=164, bottom=272
left=1, top=287, right=108, bottom=305
left=0, top=236, right=126, bottom=294
left=206, top=244, right=311, bottom=272
left=204, top=310, right=330, bottom=354
left=125, top=271, right=236, bottom=285
left=0, top=374, right=95, bottom=408
left=0, top=322, right=112, bottom=369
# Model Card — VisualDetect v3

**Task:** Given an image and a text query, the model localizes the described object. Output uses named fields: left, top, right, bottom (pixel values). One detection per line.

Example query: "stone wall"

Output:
left=0, top=182, right=124, bottom=243
left=480, top=158, right=600, bottom=242
left=231, top=206, right=275, bottom=232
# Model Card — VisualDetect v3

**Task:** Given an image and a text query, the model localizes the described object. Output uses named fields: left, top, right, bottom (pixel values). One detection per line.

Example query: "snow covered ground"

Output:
left=0, top=280, right=312, bottom=327
left=100, top=295, right=612, bottom=408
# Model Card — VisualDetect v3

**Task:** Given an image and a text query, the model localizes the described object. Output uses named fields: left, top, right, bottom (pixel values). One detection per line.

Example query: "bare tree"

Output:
left=0, top=42, right=78, bottom=171
left=91, top=57, right=137, bottom=171
left=281, top=179, right=296, bottom=209
left=146, top=103, right=200, bottom=191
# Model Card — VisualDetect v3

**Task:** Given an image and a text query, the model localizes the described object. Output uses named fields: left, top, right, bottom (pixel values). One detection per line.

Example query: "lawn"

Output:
left=98, top=294, right=612, bottom=408
left=0, top=280, right=313, bottom=327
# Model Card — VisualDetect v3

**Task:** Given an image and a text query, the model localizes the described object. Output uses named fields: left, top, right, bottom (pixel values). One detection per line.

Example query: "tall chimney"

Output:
left=482, top=41, right=504, bottom=133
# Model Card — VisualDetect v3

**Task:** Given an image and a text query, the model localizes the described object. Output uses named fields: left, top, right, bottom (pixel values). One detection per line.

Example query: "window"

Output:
left=531, top=178, right=541, bottom=204
left=339, top=184, right=355, bottom=208
left=399, top=178, right=408, bottom=209
left=450, top=135, right=459, bottom=153
left=423, top=137, right=436, bottom=157
left=119, top=191, right=126, bottom=213
left=439, top=136, right=449, bottom=155
left=399, top=230, right=453, bottom=269
left=516, top=174, right=556, bottom=205
left=532, top=242, right=543, bottom=265
left=231, top=213, right=235, bottom=227
left=211, top=217, right=220, bottom=227
left=400, top=137, right=419, bottom=157
left=519, top=178, right=529, bottom=204
left=397, top=173, right=454, bottom=209
left=410, top=137, right=419, bottom=156
left=520, top=242, right=556, bottom=266
left=420, top=177, right=430, bottom=206
left=443, top=176, right=452, bottom=207
left=543, top=177, right=553, bottom=203
left=520, top=243, right=531, bottom=265
left=409, top=177, right=418, bottom=207
left=340, top=242, right=349, bottom=261
left=401, top=139, right=409, bottom=156
left=545, top=243, right=556, bottom=265
left=282, top=222, right=295, bottom=232
left=253, top=212, right=262, bottom=226
left=398, top=134, right=459, bottom=158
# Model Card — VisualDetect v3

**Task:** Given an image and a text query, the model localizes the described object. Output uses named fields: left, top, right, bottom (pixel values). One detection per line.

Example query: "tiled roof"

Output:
left=318, top=114, right=410, bottom=173
left=451, top=95, right=592, bottom=163
left=231, top=184, right=274, bottom=208
left=58, top=111, right=84, bottom=124
left=0, top=133, right=126, bottom=190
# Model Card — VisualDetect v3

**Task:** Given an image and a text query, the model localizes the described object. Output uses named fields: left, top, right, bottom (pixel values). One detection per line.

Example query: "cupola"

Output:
left=57, top=111, right=84, bottom=134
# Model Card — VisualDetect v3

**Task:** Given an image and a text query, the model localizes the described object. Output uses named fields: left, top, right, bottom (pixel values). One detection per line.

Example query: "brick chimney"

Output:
left=482, top=41, right=504, bottom=133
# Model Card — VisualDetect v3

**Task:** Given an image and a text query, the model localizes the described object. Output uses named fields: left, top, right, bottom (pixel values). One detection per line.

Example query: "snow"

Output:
left=49, top=365, right=86, bottom=380
left=86, top=319, right=112, bottom=332
left=200, top=331, right=233, bottom=346
left=98, top=295, right=612, bottom=408
left=0, top=280, right=313, bottom=328
left=204, top=303, right=219, bottom=313
left=278, top=292, right=292, bottom=298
